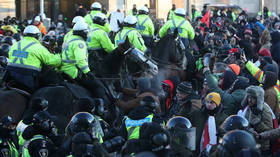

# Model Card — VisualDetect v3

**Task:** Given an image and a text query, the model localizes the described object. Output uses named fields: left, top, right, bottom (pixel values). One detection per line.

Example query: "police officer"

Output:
left=6, top=25, right=61, bottom=92
left=59, top=21, right=91, bottom=79
left=0, top=116, right=18, bottom=157
left=220, top=115, right=249, bottom=133
left=84, top=2, right=111, bottom=33
left=62, top=112, right=104, bottom=156
left=129, top=4, right=138, bottom=16
left=120, top=96, right=163, bottom=140
left=166, top=116, right=195, bottom=157
left=63, top=16, right=85, bottom=43
left=59, top=21, right=108, bottom=98
left=17, top=98, right=49, bottom=155
left=76, top=97, right=113, bottom=139
left=22, top=111, right=58, bottom=157
left=159, top=8, right=195, bottom=49
left=71, top=131, right=109, bottom=157
left=115, top=15, right=147, bottom=52
left=214, top=130, right=258, bottom=157
left=87, top=13, right=115, bottom=53
left=136, top=6, right=154, bottom=48
left=167, top=4, right=176, bottom=21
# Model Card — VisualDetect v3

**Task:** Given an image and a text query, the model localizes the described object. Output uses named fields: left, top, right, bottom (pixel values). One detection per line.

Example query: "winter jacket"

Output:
left=271, top=31, right=280, bottom=64
left=177, top=94, right=203, bottom=155
left=259, top=127, right=280, bottom=140
left=241, top=86, right=273, bottom=151
left=179, top=100, right=227, bottom=154
left=204, top=70, right=246, bottom=115
left=265, top=87, right=279, bottom=119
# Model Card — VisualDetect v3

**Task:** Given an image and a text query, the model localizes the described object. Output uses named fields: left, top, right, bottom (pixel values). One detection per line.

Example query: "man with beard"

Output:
left=238, top=86, right=273, bottom=156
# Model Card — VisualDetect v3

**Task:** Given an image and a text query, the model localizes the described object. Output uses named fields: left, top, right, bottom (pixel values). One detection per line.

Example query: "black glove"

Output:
left=102, top=136, right=125, bottom=153
left=86, top=71, right=96, bottom=80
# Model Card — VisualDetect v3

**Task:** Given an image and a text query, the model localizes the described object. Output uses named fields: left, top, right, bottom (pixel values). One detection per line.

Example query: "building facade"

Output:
left=1, top=0, right=280, bottom=21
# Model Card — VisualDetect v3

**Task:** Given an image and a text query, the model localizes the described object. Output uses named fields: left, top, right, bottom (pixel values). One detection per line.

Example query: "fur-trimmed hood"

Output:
left=242, top=86, right=265, bottom=111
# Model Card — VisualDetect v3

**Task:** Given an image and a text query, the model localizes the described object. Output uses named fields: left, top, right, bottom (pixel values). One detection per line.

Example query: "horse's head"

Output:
left=124, top=48, right=158, bottom=77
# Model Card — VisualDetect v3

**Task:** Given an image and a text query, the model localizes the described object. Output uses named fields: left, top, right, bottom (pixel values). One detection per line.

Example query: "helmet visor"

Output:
left=170, top=127, right=196, bottom=151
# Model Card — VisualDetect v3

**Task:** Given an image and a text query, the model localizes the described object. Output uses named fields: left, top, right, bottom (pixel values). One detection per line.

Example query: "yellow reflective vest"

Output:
left=8, top=37, right=61, bottom=71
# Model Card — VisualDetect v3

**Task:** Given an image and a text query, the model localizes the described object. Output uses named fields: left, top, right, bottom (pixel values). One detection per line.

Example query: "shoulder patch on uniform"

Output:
left=78, top=43, right=84, bottom=49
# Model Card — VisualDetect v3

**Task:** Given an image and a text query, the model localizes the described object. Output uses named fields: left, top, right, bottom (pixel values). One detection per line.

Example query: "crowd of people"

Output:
left=1, top=1, right=280, bottom=157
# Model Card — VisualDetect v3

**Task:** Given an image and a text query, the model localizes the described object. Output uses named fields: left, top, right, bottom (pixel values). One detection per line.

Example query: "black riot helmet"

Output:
left=140, top=96, right=159, bottom=111
left=166, top=116, right=192, bottom=129
left=139, top=122, right=169, bottom=152
left=2, top=36, right=16, bottom=46
left=77, top=97, right=105, bottom=116
left=32, top=111, right=54, bottom=131
left=67, top=112, right=103, bottom=140
left=0, top=115, right=15, bottom=128
left=220, top=115, right=249, bottom=132
left=12, top=33, right=22, bottom=41
left=0, top=44, right=10, bottom=57
left=217, top=130, right=257, bottom=157
left=30, top=97, right=49, bottom=111
left=166, top=116, right=194, bottom=149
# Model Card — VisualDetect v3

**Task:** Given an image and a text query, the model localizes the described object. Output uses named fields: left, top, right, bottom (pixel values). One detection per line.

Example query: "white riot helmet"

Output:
left=34, top=16, right=41, bottom=22
left=139, top=6, right=149, bottom=15
left=73, top=22, right=89, bottom=40
left=124, top=15, right=137, bottom=27
left=93, top=13, right=107, bottom=26
left=91, top=2, right=102, bottom=10
left=23, top=25, right=40, bottom=39
left=175, top=8, right=186, bottom=17
left=72, top=16, right=85, bottom=24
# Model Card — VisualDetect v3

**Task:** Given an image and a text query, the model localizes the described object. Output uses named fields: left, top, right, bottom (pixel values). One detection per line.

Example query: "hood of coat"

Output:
left=242, top=86, right=265, bottom=112
left=263, top=71, right=277, bottom=90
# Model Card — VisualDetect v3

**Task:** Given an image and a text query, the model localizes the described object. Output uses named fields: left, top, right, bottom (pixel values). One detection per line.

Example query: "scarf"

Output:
left=201, top=116, right=217, bottom=152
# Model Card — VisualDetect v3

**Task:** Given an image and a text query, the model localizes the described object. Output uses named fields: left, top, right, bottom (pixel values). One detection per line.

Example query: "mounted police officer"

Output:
left=87, top=13, right=115, bottom=54
left=5, top=25, right=61, bottom=92
left=136, top=6, right=154, bottom=48
left=21, top=111, right=59, bottom=157
left=0, top=116, right=18, bottom=157
left=63, top=16, right=85, bottom=43
left=115, top=15, right=147, bottom=53
left=159, top=8, right=195, bottom=49
left=59, top=21, right=91, bottom=80
left=59, top=21, right=109, bottom=99
left=84, top=2, right=111, bottom=33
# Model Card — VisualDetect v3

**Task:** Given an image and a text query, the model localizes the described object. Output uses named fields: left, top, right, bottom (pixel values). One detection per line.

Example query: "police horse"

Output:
left=0, top=38, right=158, bottom=133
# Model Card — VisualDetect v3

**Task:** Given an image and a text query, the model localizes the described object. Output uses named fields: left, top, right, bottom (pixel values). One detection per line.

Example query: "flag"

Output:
left=201, top=10, right=210, bottom=28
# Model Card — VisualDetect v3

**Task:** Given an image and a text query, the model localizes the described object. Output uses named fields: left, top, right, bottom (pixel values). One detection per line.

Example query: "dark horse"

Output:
left=150, top=29, right=196, bottom=83
left=0, top=38, right=158, bottom=133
